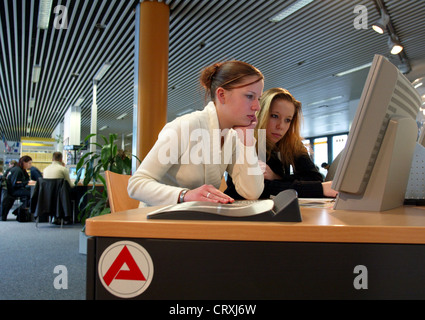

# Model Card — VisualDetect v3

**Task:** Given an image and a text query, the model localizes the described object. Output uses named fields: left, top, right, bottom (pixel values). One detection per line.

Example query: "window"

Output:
left=313, top=137, right=328, bottom=177
left=332, top=134, right=347, bottom=160
left=306, top=133, right=349, bottom=178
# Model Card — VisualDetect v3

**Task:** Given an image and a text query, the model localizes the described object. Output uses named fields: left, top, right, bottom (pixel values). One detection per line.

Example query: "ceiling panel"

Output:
left=1, top=0, right=425, bottom=147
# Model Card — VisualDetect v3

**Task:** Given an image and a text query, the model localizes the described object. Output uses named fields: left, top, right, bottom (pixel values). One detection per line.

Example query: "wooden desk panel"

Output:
left=86, top=205, right=425, bottom=300
left=85, top=205, right=425, bottom=244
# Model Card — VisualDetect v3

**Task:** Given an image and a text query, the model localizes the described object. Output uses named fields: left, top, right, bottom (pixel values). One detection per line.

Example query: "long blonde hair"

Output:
left=256, top=88, right=308, bottom=168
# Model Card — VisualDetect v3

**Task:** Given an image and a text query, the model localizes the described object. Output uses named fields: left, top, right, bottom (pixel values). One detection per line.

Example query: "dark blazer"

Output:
left=225, top=151, right=325, bottom=199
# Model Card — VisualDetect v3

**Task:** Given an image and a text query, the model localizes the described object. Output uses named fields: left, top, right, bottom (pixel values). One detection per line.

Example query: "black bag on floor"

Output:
left=1, top=190, right=15, bottom=221
left=16, top=208, right=31, bottom=223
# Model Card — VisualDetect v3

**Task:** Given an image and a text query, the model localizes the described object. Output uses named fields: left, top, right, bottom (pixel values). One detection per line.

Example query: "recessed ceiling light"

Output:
left=29, top=98, right=35, bottom=109
left=32, top=65, right=41, bottom=83
left=37, top=0, right=53, bottom=29
left=334, top=63, right=372, bottom=77
left=117, top=113, right=127, bottom=120
left=268, top=0, right=314, bottom=23
left=307, top=96, right=343, bottom=107
left=95, top=23, right=107, bottom=30
left=74, top=97, right=85, bottom=107
left=94, top=62, right=112, bottom=82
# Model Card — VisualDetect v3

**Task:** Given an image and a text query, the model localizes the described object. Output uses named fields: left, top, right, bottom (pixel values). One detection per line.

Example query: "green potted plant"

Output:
left=75, top=133, right=139, bottom=253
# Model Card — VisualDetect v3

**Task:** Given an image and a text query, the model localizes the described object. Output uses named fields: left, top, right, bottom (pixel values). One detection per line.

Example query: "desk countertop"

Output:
left=85, top=204, right=425, bottom=244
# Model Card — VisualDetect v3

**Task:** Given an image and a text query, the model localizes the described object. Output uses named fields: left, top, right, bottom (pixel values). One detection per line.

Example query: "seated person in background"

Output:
left=2, top=160, right=17, bottom=179
left=6, top=156, right=33, bottom=212
left=30, top=166, right=43, bottom=182
left=128, top=60, right=265, bottom=206
left=226, top=87, right=338, bottom=199
left=43, top=152, right=74, bottom=187
left=0, top=160, right=18, bottom=208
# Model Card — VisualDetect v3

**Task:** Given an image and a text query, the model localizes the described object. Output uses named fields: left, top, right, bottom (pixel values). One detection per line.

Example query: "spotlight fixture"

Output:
left=372, top=9, right=389, bottom=34
left=398, top=58, right=411, bottom=74
left=388, top=36, right=403, bottom=55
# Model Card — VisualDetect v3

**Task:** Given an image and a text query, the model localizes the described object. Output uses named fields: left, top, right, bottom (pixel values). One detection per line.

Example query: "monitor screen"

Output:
left=332, top=54, right=422, bottom=211
left=68, top=165, right=85, bottom=180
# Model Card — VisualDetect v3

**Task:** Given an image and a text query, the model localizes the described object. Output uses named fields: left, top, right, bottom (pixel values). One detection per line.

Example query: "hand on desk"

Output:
left=322, top=181, right=338, bottom=198
left=184, top=184, right=235, bottom=204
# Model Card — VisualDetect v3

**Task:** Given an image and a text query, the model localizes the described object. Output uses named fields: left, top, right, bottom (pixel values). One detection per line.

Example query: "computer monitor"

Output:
left=68, top=165, right=85, bottom=180
left=332, top=54, right=422, bottom=211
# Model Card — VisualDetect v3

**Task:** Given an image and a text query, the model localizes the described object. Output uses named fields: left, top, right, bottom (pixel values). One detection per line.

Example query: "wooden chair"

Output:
left=105, top=171, right=140, bottom=214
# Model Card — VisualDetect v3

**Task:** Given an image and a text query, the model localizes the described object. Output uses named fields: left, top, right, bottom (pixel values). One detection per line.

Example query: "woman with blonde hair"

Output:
left=226, top=87, right=337, bottom=198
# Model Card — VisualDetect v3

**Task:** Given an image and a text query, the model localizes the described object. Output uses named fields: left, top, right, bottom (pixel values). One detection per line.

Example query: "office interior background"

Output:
left=0, top=0, right=425, bottom=178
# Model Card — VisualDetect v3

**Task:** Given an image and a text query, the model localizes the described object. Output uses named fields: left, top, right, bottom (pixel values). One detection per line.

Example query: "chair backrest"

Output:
left=105, top=171, right=140, bottom=214
left=32, top=178, right=72, bottom=219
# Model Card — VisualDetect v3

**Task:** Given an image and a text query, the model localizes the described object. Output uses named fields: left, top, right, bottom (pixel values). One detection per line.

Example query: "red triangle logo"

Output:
left=103, top=245, right=147, bottom=286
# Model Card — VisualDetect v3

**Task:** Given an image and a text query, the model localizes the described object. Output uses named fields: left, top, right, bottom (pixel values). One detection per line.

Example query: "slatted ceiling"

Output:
left=1, top=1, right=425, bottom=144
left=166, top=0, right=284, bottom=114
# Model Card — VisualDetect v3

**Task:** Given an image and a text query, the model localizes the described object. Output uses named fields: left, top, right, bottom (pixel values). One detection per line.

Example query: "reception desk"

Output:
left=85, top=204, right=425, bottom=300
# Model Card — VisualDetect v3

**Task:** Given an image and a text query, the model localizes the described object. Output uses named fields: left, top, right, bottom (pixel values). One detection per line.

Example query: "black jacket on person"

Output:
left=7, top=166, right=30, bottom=194
left=225, top=151, right=324, bottom=199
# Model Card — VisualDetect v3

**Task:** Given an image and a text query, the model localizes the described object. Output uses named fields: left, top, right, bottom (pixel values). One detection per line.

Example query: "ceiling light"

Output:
left=414, top=82, right=423, bottom=89
left=95, top=23, right=107, bottom=30
left=29, top=98, right=35, bottom=109
left=74, top=97, right=85, bottom=107
left=334, top=62, right=372, bottom=77
left=117, top=113, right=127, bottom=120
left=307, top=96, right=343, bottom=107
left=398, top=59, right=411, bottom=74
left=27, top=116, right=33, bottom=124
left=372, top=9, right=389, bottom=34
left=268, top=0, right=314, bottom=23
left=177, top=108, right=194, bottom=116
left=99, top=126, right=109, bottom=131
left=32, top=65, right=41, bottom=83
left=37, top=0, right=53, bottom=29
left=93, top=62, right=112, bottom=82
left=388, top=36, right=403, bottom=55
